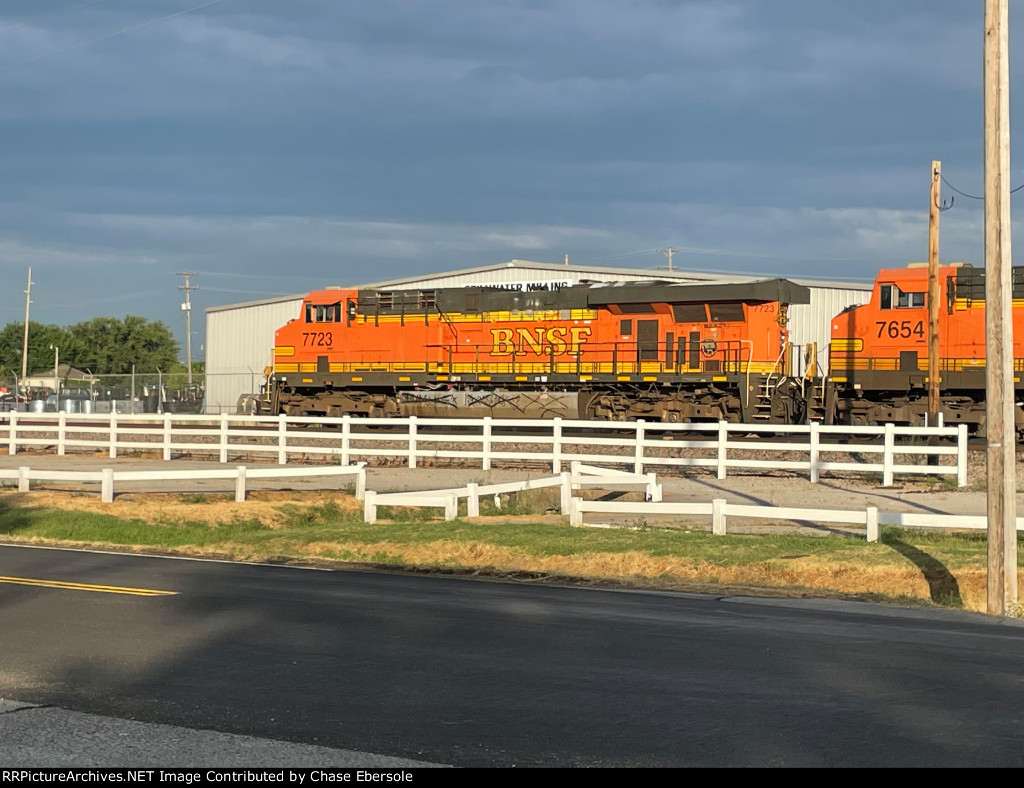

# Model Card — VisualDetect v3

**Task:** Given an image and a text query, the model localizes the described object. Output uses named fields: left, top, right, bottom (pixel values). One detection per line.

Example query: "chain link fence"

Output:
left=0, top=370, right=206, bottom=414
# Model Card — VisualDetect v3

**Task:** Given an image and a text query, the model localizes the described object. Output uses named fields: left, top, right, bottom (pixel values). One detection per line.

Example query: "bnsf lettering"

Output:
left=490, top=327, right=592, bottom=356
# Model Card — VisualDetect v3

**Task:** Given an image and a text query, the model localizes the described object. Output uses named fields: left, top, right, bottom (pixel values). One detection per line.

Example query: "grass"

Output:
left=2, top=491, right=1023, bottom=613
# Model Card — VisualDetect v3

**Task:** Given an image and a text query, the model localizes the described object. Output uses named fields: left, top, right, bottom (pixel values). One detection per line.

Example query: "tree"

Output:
left=0, top=321, right=70, bottom=377
left=0, top=316, right=179, bottom=378
left=64, top=316, right=179, bottom=374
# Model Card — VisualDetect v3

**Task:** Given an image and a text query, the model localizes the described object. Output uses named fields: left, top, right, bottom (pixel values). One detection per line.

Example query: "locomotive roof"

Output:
left=952, top=265, right=1024, bottom=301
left=356, top=277, right=810, bottom=315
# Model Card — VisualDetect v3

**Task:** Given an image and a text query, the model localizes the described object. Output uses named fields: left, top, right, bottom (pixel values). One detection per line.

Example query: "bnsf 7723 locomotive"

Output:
left=265, top=278, right=811, bottom=422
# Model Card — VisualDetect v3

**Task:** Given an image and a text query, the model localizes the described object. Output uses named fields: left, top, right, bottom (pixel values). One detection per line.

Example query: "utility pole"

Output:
left=177, top=272, right=198, bottom=386
left=656, top=247, right=679, bottom=271
left=983, top=0, right=1017, bottom=616
left=21, top=267, right=32, bottom=387
left=928, top=162, right=941, bottom=427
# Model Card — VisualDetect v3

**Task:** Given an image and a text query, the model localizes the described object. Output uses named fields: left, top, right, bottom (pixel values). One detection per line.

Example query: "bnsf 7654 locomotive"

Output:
left=261, top=264, right=1024, bottom=432
left=828, top=262, right=1024, bottom=431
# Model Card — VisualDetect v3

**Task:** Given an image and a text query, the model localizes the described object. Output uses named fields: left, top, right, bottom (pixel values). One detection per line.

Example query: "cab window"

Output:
left=305, top=303, right=342, bottom=323
left=880, top=285, right=924, bottom=310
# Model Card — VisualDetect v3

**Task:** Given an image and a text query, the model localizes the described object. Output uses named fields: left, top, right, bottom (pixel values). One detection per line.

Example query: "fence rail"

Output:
left=0, top=463, right=366, bottom=503
left=0, top=412, right=969, bottom=487
left=568, top=497, right=1024, bottom=541
left=363, top=464, right=661, bottom=523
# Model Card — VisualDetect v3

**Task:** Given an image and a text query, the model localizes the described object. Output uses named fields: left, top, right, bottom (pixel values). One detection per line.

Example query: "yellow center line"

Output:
left=0, top=575, right=178, bottom=596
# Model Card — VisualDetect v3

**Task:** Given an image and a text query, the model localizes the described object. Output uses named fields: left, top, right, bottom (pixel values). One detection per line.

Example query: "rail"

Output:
left=569, top=497, right=1024, bottom=541
left=0, top=462, right=366, bottom=503
left=0, top=412, right=969, bottom=488
left=362, top=463, right=662, bottom=523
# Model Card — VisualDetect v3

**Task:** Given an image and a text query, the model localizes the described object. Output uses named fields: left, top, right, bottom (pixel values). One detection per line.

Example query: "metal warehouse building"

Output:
left=204, top=259, right=872, bottom=413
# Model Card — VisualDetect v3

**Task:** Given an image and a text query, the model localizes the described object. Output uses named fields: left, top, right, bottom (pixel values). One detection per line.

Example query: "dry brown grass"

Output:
left=0, top=488, right=362, bottom=528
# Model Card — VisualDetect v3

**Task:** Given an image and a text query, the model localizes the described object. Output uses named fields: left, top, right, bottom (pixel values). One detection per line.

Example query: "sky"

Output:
left=0, top=1, right=1019, bottom=360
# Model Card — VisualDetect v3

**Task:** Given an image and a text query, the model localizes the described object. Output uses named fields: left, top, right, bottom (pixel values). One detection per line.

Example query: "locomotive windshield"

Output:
left=879, top=284, right=924, bottom=310
left=305, top=303, right=342, bottom=323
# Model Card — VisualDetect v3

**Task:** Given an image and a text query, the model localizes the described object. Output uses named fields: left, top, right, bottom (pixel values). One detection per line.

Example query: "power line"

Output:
left=0, top=0, right=232, bottom=73
left=940, top=173, right=1024, bottom=201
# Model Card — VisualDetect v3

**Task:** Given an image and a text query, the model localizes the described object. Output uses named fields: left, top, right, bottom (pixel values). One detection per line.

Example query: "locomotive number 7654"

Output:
left=875, top=320, right=924, bottom=340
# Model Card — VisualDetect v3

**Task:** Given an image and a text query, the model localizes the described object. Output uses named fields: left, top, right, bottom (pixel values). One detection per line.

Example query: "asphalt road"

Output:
left=1, top=544, right=1023, bottom=767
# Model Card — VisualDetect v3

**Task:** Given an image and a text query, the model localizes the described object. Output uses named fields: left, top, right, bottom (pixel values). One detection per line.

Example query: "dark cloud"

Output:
left=0, top=1, right=1014, bottom=352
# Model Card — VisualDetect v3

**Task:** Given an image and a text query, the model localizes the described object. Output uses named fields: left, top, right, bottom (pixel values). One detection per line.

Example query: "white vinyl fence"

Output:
left=0, top=463, right=366, bottom=503
left=568, top=497, right=1024, bottom=541
left=0, top=412, right=969, bottom=487
left=362, top=462, right=662, bottom=523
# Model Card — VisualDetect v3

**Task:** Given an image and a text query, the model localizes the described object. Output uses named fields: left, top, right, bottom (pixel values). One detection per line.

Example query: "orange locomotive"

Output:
left=266, top=279, right=811, bottom=421
left=829, top=262, right=1024, bottom=430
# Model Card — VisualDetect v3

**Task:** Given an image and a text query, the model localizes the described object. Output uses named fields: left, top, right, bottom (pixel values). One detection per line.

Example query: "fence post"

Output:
left=354, top=465, right=366, bottom=501
left=234, top=465, right=247, bottom=502
left=162, top=413, right=172, bottom=461
left=560, top=471, right=571, bottom=514
left=865, top=506, right=879, bottom=543
left=570, top=460, right=581, bottom=491
left=957, top=423, right=968, bottom=488
left=809, top=420, right=820, bottom=484
left=363, top=490, right=377, bottom=524
left=18, top=465, right=29, bottom=493
left=109, top=412, right=118, bottom=459
left=712, top=498, right=727, bottom=535
left=8, top=411, right=16, bottom=456
left=408, top=416, right=418, bottom=469
left=219, top=414, right=229, bottom=463
left=634, top=419, right=645, bottom=475
left=552, top=417, right=562, bottom=473
left=717, top=421, right=728, bottom=480
left=646, top=472, right=662, bottom=502
left=444, top=494, right=457, bottom=522
left=467, top=482, right=480, bottom=517
left=57, top=413, right=66, bottom=456
left=569, top=496, right=582, bottom=526
left=277, top=413, right=287, bottom=465
left=882, top=422, right=895, bottom=486
left=101, top=468, right=114, bottom=503
left=481, top=416, right=492, bottom=471
left=341, top=414, right=351, bottom=466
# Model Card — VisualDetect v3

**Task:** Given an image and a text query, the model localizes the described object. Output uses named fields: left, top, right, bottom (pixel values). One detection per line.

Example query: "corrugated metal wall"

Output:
left=788, top=287, right=872, bottom=375
left=204, top=298, right=302, bottom=413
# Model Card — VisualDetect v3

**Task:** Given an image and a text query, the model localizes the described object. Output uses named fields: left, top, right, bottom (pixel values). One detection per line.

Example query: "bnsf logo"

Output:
left=490, top=327, right=593, bottom=357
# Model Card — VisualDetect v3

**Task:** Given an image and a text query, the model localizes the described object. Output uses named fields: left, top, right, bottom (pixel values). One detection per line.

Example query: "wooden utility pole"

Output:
left=984, top=0, right=1017, bottom=615
left=20, top=267, right=32, bottom=386
left=928, top=162, right=941, bottom=427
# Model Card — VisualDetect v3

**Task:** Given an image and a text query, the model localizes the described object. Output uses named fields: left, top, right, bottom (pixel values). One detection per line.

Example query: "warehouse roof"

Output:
left=205, top=258, right=871, bottom=313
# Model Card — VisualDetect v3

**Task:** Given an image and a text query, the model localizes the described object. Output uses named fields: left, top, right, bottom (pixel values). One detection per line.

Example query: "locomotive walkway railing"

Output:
left=0, top=412, right=969, bottom=488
